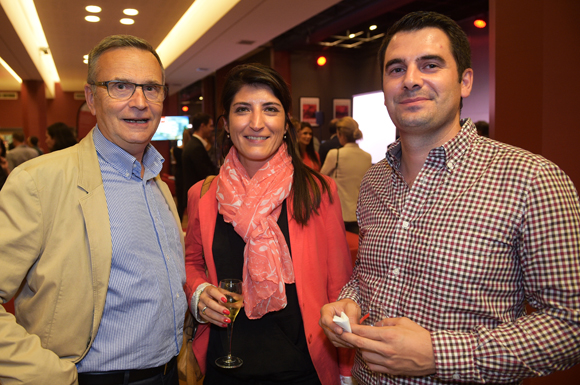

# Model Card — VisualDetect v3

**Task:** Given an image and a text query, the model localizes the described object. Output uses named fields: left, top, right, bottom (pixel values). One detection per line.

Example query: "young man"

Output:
left=320, top=11, right=580, bottom=384
left=0, top=35, right=186, bottom=385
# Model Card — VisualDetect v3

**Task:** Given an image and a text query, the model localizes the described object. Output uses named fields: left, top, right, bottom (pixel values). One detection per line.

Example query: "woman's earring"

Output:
left=283, top=133, right=287, bottom=139
left=227, top=133, right=230, bottom=138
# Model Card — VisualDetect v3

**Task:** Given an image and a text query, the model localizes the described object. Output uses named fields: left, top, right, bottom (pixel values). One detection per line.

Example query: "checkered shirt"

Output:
left=339, top=119, right=580, bottom=384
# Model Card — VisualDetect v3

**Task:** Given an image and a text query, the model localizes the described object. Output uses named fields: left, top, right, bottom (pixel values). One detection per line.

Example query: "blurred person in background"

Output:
left=319, top=118, right=341, bottom=167
left=297, top=121, right=321, bottom=171
left=185, top=63, right=354, bottom=385
left=28, top=136, right=44, bottom=155
left=320, top=117, right=372, bottom=234
left=6, top=132, right=38, bottom=171
left=0, top=136, right=8, bottom=190
left=45, top=122, right=77, bottom=152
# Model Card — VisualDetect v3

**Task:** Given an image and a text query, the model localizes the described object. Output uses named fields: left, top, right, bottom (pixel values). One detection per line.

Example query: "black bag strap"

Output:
left=334, top=149, right=340, bottom=179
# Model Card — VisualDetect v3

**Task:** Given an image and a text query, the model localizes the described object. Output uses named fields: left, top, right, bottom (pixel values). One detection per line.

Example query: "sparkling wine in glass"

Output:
left=215, top=279, right=243, bottom=369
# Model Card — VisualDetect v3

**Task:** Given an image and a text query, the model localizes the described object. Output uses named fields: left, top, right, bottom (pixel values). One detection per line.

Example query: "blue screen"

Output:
left=151, top=116, right=190, bottom=141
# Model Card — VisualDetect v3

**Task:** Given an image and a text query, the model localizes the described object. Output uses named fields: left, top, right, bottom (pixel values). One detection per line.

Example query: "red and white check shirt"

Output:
left=340, top=119, right=580, bottom=384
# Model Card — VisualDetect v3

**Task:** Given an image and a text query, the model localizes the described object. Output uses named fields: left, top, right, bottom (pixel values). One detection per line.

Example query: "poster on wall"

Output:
left=300, top=97, right=319, bottom=126
left=333, top=98, right=351, bottom=119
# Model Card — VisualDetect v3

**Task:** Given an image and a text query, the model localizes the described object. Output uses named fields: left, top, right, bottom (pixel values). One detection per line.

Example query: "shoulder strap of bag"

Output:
left=201, top=175, right=216, bottom=198
left=334, top=149, right=339, bottom=179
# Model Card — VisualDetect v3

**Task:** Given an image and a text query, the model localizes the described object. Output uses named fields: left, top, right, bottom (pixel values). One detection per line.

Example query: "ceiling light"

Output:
left=85, top=5, right=101, bottom=13
left=156, top=0, right=240, bottom=68
left=317, top=56, right=327, bottom=66
left=369, top=25, right=377, bottom=31
left=0, top=0, right=60, bottom=97
left=474, top=19, right=487, bottom=28
left=123, top=9, right=139, bottom=16
left=0, top=56, right=23, bottom=83
left=199, top=96, right=203, bottom=101
left=85, top=15, right=100, bottom=22
left=120, top=18, right=134, bottom=25
left=348, top=33, right=356, bottom=39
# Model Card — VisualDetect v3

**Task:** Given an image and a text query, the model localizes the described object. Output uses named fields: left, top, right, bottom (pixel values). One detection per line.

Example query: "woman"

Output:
left=45, top=122, right=77, bottom=152
left=320, top=117, right=371, bottom=234
left=185, top=63, right=353, bottom=385
left=297, top=121, right=321, bottom=171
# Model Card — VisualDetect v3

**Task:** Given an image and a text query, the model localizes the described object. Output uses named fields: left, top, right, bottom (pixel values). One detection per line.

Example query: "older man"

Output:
left=320, top=11, right=580, bottom=384
left=0, top=35, right=186, bottom=385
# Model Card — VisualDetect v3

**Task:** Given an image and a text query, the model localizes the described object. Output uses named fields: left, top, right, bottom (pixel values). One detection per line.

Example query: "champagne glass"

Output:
left=215, top=279, right=243, bottom=368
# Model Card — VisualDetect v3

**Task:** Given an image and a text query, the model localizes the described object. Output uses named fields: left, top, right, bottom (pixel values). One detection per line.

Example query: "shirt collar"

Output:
left=93, top=125, right=164, bottom=180
left=192, top=133, right=208, bottom=148
left=386, top=118, right=476, bottom=172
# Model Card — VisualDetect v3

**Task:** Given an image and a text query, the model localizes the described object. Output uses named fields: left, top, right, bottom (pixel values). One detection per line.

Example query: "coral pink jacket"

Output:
left=184, top=176, right=354, bottom=384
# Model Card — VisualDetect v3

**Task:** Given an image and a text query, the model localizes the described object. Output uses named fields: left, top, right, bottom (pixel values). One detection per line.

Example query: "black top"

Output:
left=204, top=201, right=321, bottom=385
left=181, top=136, right=218, bottom=208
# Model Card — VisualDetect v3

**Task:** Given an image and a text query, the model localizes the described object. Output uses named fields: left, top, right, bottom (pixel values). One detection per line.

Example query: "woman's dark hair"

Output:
left=0, top=136, right=6, bottom=158
left=298, top=122, right=320, bottom=169
left=47, top=122, right=77, bottom=152
left=220, top=63, right=331, bottom=226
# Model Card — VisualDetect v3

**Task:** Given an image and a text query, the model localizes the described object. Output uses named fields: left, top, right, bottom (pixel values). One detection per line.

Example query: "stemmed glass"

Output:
left=215, top=279, right=244, bottom=368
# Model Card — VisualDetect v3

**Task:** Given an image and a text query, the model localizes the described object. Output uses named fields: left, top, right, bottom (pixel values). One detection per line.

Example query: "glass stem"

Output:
left=227, top=321, right=234, bottom=358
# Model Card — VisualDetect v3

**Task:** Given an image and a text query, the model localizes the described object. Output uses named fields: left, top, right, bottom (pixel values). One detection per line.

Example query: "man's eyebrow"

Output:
left=418, top=54, right=446, bottom=63
left=385, top=58, right=405, bottom=69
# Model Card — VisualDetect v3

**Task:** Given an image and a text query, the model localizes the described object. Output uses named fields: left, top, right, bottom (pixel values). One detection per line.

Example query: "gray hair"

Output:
left=87, top=35, right=165, bottom=85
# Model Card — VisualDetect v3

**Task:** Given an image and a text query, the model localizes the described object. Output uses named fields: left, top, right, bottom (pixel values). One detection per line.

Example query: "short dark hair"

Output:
left=12, top=133, right=25, bottom=143
left=87, top=35, right=165, bottom=85
left=220, top=63, right=331, bottom=226
left=378, top=11, right=471, bottom=82
left=191, top=113, right=211, bottom=132
left=29, top=136, right=39, bottom=146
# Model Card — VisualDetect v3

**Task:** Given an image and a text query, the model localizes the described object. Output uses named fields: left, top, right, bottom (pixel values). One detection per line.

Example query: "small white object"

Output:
left=333, top=311, right=352, bottom=333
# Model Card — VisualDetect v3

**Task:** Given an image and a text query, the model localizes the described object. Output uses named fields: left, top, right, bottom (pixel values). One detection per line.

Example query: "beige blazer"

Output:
left=320, top=143, right=372, bottom=222
left=0, top=129, right=183, bottom=385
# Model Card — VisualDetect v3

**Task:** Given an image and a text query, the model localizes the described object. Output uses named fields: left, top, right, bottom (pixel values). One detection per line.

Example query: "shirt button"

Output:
left=176, top=293, right=180, bottom=298
left=452, top=373, right=460, bottom=380
left=447, top=161, right=454, bottom=169
left=392, top=267, right=400, bottom=276
left=402, top=221, right=410, bottom=230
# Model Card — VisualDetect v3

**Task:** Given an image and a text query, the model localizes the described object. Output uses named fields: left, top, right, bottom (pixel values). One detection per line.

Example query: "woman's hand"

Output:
left=198, top=285, right=242, bottom=327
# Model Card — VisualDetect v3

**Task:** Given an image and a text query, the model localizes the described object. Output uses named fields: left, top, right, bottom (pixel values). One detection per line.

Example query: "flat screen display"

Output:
left=353, top=91, right=397, bottom=164
left=151, top=116, right=190, bottom=141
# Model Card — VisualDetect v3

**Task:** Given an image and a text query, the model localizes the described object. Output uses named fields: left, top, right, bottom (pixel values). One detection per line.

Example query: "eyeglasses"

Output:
left=92, top=80, right=167, bottom=102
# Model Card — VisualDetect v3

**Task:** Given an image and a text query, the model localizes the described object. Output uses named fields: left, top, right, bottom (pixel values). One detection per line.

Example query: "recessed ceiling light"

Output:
left=199, top=96, right=203, bottom=101
left=369, top=25, right=377, bottom=31
left=123, top=9, right=139, bottom=16
left=85, top=15, right=100, bottom=22
left=85, top=5, right=102, bottom=13
left=120, top=18, right=135, bottom=25
left=348, top=33, right=356, bottom=39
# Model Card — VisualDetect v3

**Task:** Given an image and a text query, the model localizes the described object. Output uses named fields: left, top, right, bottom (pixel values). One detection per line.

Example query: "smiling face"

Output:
left=84, top=47, right=164, bottom=160
left=225, top=84, right=287, bottom=177
left=382, top=27, right=472, bottom=142
left=297, top=125, right=313, bottom=148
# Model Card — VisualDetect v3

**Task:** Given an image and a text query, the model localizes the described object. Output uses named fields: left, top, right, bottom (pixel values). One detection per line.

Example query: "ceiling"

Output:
left=0, top=0, right=488, bottom=97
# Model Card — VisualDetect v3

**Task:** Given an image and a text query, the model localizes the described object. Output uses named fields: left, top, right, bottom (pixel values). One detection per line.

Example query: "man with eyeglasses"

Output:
left=0, top=35, right=186, bottom=385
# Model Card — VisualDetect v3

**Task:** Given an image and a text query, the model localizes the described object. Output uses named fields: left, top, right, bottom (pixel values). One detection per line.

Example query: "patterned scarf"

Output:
left=216, top=143, right=295, bottom=319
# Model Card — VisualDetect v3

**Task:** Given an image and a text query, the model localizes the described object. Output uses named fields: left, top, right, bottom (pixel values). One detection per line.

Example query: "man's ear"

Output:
left=84, top=84, right=97, bottom=116
left=460, top=68, right=473, bottom=98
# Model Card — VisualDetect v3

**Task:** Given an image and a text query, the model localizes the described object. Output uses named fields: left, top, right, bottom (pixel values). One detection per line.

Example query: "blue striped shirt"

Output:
left=77, top=127, right=187, bottom=372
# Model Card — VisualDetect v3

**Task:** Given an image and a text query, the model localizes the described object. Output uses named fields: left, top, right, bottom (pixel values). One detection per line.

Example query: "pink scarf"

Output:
left=216, top=143, right=295, bottom=319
